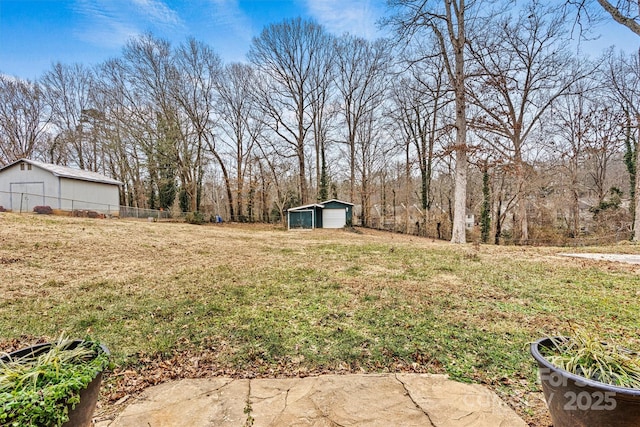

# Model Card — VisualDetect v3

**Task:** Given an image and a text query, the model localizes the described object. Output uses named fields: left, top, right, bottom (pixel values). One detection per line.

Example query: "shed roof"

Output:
left=0, top=159, right=123, bottom=186
left=287, top=203, right=323, bottom=212
left=288, top=199, right=354, bottom=212
left=320, top=199, right=354, bottom=206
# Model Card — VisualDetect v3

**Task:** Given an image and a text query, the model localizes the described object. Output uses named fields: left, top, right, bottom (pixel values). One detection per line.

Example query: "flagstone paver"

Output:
left=103, top=373, right=527, bottom=427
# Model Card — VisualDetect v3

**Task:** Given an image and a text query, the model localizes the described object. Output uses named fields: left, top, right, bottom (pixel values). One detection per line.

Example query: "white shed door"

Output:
left=10, top=182, right=45, bottom=212
left=322, top=209, right=346, bottom=228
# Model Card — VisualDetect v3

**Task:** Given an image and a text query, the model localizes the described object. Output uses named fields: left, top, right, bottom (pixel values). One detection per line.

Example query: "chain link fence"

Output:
left=0, top=190, right=170, bottom=219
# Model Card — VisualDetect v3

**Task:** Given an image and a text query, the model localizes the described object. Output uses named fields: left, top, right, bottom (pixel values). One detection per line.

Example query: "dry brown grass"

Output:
left=2, top=212, right=640, bottom=426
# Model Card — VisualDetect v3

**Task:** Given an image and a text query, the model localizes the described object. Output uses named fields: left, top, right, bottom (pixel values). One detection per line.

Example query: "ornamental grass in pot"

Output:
left=531, top=326, right=640, bottom=427
left=0, top=335, right=110, bottom=427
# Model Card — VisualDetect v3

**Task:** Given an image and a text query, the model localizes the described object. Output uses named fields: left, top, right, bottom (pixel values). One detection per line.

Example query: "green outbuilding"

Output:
left=287, top=199, right=354, bottom=230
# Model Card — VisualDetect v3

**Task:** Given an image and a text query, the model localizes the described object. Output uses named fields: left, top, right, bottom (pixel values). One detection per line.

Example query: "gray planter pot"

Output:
left=531, top=337, right=640, bottom=427
left=1, top=340, right=109, bottom=427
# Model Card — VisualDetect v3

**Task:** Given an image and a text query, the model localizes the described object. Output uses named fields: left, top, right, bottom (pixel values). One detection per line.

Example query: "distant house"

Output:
left=0, top=159, right=122, bottom=215
left=287, top=199, right=354, bottom=230
left=466, top=212, right=475, bottom=229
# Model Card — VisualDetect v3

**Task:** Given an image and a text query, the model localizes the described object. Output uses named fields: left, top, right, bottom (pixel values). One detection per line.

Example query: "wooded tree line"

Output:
left=1, top=0, right=639, bottom=245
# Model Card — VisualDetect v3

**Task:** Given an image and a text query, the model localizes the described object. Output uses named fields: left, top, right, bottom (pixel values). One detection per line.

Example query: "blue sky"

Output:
left=0, top=0, right=636, bottom=80
left=0, top=0, right=387, bottom=79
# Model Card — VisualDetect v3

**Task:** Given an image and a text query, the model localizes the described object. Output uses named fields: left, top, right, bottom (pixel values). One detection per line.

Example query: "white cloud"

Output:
left=303, top=0, right=386, bottom=39
left=72, top=0, right=183, bottom=49
left=132, top=0, right=182, bottom=27
left=207, top=0, right=253, bottom=40
left=73, top=0, right=138, bottom=48
left=204, top=0, right=254, bottom=62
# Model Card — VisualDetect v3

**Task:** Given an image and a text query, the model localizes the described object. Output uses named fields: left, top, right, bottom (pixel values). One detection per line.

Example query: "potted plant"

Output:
left=531, top=326, right=640, bottom=427
left=0, top=335, right=110, bottom=427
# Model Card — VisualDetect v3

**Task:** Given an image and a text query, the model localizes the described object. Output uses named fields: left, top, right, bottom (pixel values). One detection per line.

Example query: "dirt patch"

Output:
left=559, top=253, right=640, bottom=264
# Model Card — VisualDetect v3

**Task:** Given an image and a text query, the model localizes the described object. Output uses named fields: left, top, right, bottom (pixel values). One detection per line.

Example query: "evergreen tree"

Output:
left=179, top=188, right=190, bottom=213
left=623, top=113, right=636, bottom=222
left=481, top=167, right=491, bottom=244
left=318, top=150, right=329, bottom=201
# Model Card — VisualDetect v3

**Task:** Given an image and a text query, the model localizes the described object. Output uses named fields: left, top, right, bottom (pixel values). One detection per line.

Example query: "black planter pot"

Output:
left=1, top=340, right=109, bottom=427
left=531, top=337, right=640, bottom=427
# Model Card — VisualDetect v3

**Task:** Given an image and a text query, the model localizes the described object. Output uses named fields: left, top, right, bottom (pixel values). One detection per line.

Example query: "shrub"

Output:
left=541, top=326, right=640, bottom=389
left=33, top=206, right=53, bottom=215
left=185, top=211, right=206, bottom=225
left=0, top=206, right=6, bottom=212
left=0, top=336, right=110, bottom=426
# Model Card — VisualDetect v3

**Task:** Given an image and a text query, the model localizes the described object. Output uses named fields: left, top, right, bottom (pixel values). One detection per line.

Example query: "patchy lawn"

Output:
left=1, top=212, right=639, bottom=425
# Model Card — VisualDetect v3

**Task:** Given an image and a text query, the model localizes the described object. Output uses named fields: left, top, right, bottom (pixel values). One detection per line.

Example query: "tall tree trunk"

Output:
left=450, top=63, right=468, bottom=243
left=451, top=148, right=468, bottom=243
left=448, top=0, right=468, bottom=244
left=297, top=141, right=308, bottom=204
left=515, top=166, right=529, bottom=244
left=634, top=116, right=640, bottom=240
left=211, top=149, right=235, bottom=220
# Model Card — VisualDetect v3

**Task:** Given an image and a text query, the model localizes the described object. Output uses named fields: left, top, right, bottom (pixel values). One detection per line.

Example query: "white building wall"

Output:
left=59, top=178, right=120, bottom=213
left=0, top=161, right=120, bottom=214
left=0, top=163, right=60, bottom=211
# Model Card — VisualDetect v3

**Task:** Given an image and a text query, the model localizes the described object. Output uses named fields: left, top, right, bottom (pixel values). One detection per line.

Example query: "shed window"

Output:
left=27, top=164, right=32, bottom=170
left=20, top=163, right=25, bottom=170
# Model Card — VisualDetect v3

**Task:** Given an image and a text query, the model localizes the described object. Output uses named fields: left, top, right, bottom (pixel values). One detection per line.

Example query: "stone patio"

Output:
left=98, top=373, right=527, bottom=427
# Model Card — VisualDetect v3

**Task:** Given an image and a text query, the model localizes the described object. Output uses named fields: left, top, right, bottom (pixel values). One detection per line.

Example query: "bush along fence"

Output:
left=0, top=190, right=170, bottom=220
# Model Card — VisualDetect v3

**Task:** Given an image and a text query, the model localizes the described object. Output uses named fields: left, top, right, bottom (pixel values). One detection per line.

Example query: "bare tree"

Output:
left=96, top=57, right=154, bottom=208
left=567, top=0, right=640, bottom=55
left=334, top=35, right=392, bottom=210
left=387, top=0, right=478, bottom=243
left=389, top=51, right=449, bottom=231
left=41, top=63, right=99, bottom=170
left=309, top=45, right=337, bottom=202
left=215, top=62, right=262, bottom=220
left=255, top=135, right=299, bottom=224
left=468, top=1, right=589, bottom=243
left=551, top=86, right=594, bottom=237
left=585, top=103, right=624, bottom=204
left=606, top=50, right=640, bottom=239
left=0, top=76, right=50, bottom=165
left=172, top=38, right=222, bottom=212
left=599, top=0, right=640, bottom=34
left=355, top=110, right=396, bottom=227
left=95, top=35, right=184, bottom=210
left=580, top=0, right=640, bottom=35
left=89, top=79, right=139, bottom=206
left=102, top=33, right=217, bottom=213
left=389, top=76, right=427, bottom=233
left=248, top=18, right=334, bottom=204
left=124, top=34, right=181, bottom=210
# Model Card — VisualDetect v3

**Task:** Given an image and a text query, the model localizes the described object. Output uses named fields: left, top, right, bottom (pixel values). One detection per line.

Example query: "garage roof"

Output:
left=0, top=159, right=123, bottom=186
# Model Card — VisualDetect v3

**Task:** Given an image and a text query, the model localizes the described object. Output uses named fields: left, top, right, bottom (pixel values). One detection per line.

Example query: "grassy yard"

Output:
left=1, top=213, right=639, bottom=425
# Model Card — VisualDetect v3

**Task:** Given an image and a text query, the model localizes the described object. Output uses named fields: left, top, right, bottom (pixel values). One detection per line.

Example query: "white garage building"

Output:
left=287, top=199, right=354, bottom=230
left=0, top=159, right=122, bottom=215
